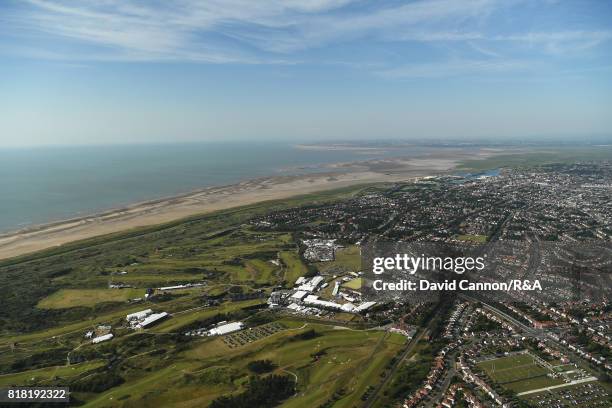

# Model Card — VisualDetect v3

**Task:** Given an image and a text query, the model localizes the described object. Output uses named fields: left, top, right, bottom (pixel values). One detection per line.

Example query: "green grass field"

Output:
left=37, top=288, right=146, bottom=309
left=456, top=234, right=487, bottom=243
left=478, top=353, right=564, bottom=394
left=457, top=147, right=612, bottom=171
left=75, top=321, right=403, bottom=408
left=279, top=251, right=308, bottom=286
left=149, top=299, right=265, bottom=333
left=342, top=277, right=362, bottom=290
left=0, top=183, right=422, bottom=407
left=506, top=376, right=565, bottom=394
left=0, top=360, right=105, bottom=387
left=316, top=245, right=362, bottom=274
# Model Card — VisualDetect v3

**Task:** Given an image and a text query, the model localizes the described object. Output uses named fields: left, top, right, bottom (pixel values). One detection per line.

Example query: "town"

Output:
left=0, top=161, right=610, bottom=407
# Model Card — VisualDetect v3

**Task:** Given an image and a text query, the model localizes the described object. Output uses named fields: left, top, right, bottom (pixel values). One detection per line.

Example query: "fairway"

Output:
left=71, top=321, right=404, bottom=408
left=279, top=251, right=308, bottom=286
left=37, top=288, right=146, bottom=309
left=244, top=259, right=279, bottom=283
left=0, top=360, right=105, bottom=387
left=150, top=298, right=265, bottom=333
left=182, top=321, right=403, bottom=407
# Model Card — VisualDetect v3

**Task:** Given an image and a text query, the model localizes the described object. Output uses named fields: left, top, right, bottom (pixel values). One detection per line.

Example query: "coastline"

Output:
left=0, top=151, right=487, bottom=261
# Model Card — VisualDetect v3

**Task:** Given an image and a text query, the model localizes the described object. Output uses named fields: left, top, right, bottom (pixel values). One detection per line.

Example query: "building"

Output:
left=341, top=303, right=355, bottom=312
left=297, top=276, right=325, bottom=292
left=355, top=301, right=376, bottom=312
left=291, top=290, right=308, bottom=301
left=302, top=239, right=336, bottom=262
left=92, top=333, right=113, bottom=344
left=126, top=309, right=153, bottom=322
left=157, top=283, right=206, bottom=291
left=303, top=294, right=343, bottom=310
left=136, top=312, right=169, bottom=328
left=208, top=322, right=244, bottom=336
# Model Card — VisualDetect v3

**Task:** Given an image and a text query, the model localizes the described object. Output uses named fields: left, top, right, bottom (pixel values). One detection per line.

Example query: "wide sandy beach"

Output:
left=0, top=150, right=490, bottom=260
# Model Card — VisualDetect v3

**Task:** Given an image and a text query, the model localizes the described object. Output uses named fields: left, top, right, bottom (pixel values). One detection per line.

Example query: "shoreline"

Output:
left=0, top=171, right=398, bottom=260
left=0, top=151, right=491, bottom=261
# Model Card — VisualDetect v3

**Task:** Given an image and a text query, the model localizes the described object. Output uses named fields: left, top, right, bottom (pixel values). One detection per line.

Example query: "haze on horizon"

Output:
left=1, top=0, right=611, bottom=147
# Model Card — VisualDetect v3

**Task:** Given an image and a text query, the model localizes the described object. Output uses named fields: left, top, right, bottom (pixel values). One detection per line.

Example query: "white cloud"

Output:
left=497, top=30, right=612, bottom=43
left=495, top=30, right=612, bottom=56
left=1, top=0, right=609, bottom=77
left=4, top=0, right=506, bottom=60
left=378, top=59, right=531, bottom=79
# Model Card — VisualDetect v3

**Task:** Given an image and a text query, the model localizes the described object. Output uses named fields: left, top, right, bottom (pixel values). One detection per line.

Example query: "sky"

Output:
left=1, top=0, right=611, bottom=147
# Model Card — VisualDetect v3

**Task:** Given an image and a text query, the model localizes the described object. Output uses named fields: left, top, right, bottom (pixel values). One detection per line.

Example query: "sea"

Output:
left=0, top=142, right=425, bottom=233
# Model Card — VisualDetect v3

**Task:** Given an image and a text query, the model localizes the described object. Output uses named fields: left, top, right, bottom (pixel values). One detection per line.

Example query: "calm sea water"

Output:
left=0, top=142, right=420, bottom=233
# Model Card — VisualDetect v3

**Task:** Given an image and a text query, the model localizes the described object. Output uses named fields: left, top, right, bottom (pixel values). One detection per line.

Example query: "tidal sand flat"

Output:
left=0, top=171, right=399, bottom=260
left=0, top=146, right=497, bottom=260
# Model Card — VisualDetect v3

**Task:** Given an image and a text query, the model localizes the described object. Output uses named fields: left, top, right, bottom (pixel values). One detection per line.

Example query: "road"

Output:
left=364, top=308, right=441, bottom=408
left=460, top=294, right=609, bottom=379
left=460, top=293, right=540, bottom=336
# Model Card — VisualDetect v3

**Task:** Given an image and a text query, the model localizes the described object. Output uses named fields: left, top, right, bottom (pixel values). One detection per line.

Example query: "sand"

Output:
left=0, top=149, right=491, bottom=261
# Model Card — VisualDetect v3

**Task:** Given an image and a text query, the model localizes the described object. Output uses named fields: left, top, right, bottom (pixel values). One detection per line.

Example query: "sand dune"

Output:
left=0, top=151, right=486, bottom=260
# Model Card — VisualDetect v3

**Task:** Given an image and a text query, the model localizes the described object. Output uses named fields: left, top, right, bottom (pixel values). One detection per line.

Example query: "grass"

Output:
left=331, top=333, right=406, bottom=408
left=479, top=354, right=538, bottom=373
left=1, top=184, right=374, bottom=338
left=279, top=251, right=308, bottom=287
left=37, top=288, right=146, bottom=309
left=182, top=321, right=403, bottom=407
left=456, top=234, right=487, bottom=243
left=0, top=360, right=105, bottom=387
left=2, top=305, right=150, bottom=345
left=457, top=147, right=612, bottom=171
left=0, top=184, right=400, bottom=407
left=1, top=293, right=204, bottom=345
left=506, top=376, right=565, bottom=394
left=316, top=245, right=362, bottom=274
left=244, top=259, right=279, bottom=284
left=149, top=299, right=265, bottom=333
left=0, top=183, right=371, bottom=269
left=83, top=361, right=200, bottom=408
left=342, top=277, right=362, bottom=290
left=72, top=321, right=402, bottom=408
left=478, top=353, right=564, bottom=394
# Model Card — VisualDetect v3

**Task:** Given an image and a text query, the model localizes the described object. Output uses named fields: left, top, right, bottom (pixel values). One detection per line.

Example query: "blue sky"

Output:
left=1, top=0, right=611, bottom=146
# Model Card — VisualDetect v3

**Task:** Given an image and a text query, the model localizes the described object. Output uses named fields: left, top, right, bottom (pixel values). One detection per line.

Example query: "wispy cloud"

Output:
left=2, top=0, right=506, bottom=59
left=377, top=59, right=531, bottom=79
left=1, top=0, right=611, bottom=78
left=495, top=30, right=612, bottom=56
